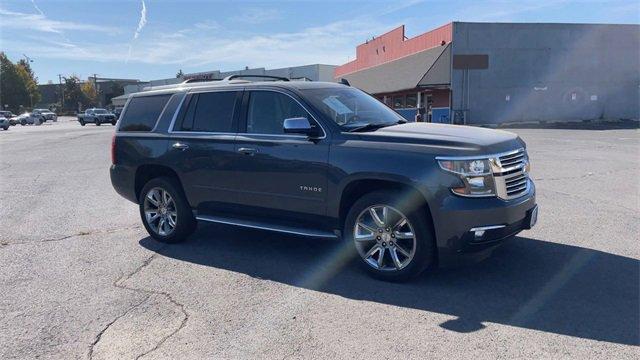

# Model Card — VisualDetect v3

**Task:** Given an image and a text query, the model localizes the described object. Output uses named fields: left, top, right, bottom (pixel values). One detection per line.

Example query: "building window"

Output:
left=406, top=94, right=417, bottom=108
left=393, top=96, right=405, bottom=109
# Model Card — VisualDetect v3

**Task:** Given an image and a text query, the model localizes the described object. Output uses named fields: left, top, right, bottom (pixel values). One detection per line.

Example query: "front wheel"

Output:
left=95, top=120, right=101, bottom=126
left=344, top=190, right=435, bottom=281
left=79, top=120, right=85, bottom=126
left=139, top=177, right=196, bottom=243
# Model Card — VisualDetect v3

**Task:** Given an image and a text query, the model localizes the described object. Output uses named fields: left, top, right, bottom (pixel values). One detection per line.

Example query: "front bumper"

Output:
left=433, top=180, right=537, bottom=267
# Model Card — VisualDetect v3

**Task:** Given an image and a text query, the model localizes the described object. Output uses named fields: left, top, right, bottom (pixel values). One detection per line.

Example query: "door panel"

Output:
left=166, top=90, right=242, bottom=213
left=167, top=134, right=239, bottom=212
left=233, top=90, right=330, bottom=219
left=234, top=134, right=329, bottom=215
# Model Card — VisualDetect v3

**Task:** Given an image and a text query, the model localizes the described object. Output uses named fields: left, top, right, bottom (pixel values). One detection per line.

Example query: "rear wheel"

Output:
left=139, top=177, right=196, bottom=243
left=79, top=119, right=85, bottom=126
left=95, top=119, right=101, bottom=126
left=344, top=190, right=435, bottom=281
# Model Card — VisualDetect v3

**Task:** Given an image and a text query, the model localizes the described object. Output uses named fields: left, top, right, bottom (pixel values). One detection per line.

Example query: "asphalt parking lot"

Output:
left=0, top=117, right=638, bottom=359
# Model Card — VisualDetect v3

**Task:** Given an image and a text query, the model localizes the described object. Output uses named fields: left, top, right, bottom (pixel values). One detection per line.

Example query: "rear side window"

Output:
left=176, top=91, right=238, bottom=132
left=119, top=94, right=171, bottom=131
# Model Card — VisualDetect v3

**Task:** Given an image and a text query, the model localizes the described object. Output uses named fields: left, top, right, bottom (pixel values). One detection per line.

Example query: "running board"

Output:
left=195, top=215, right=338, bottom=239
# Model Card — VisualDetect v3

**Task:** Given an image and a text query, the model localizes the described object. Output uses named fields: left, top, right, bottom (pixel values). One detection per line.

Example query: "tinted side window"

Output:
left=120, top=95, right=171, bottom=131
left=246, top=91, right=308, bottom=134
left=177, top=91, right=238, bottom=132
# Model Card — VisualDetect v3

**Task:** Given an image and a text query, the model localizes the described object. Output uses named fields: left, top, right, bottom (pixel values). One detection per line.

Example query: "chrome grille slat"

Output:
left=494, top=148, right=529, bottom=200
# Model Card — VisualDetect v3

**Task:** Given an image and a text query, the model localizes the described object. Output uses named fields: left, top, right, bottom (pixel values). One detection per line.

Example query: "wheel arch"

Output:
left=337, top=176, right=435, bottom=230
left=134, top=164, right=184, bottom=203
left=337, top=176, right=439, bottom=266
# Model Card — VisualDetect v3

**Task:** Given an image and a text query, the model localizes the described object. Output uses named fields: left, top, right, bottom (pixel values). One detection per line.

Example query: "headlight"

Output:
left=438, top=158, right=496, bottom=197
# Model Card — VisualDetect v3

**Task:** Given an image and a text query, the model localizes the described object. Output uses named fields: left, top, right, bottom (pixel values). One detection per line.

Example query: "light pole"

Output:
left=58, top=74, right=65, bottom=110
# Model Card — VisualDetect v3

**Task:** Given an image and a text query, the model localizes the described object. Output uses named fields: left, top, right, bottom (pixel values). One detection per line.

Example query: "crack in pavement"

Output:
left=87, top=295, right=151, bottom=360
left=87, top=250, right=190, bottom=360
left=0, top=225, right=141, bottom=248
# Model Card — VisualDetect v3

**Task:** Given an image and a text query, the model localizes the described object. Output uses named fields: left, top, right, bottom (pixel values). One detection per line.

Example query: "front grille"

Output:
left=494, top=148, right=529, bottom=200
left=498, top=149, right=526, bottom=171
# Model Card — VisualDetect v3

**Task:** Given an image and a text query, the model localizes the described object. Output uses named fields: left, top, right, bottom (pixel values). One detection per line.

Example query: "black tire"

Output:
left=21, top=120, right=26, bottom=126
left=139, top=177, right=196, bottom=243
left=95, top=120, right=101, bottom=126
left=79, top=120, right=85, bottom=126
left=2, top=125, right=8, bottom=131
left=111, top=120, right=117, bottom=126
left=344, top=190, right=435, bottom=282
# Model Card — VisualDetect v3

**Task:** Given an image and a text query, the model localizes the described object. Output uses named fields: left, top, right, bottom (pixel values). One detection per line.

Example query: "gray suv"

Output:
left=110, top=76, right=537, bottom=281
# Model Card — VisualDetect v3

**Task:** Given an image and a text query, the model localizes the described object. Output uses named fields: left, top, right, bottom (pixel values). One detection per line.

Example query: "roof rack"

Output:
left=182, top=78, right=221, bottom=84
left=339, top=78, right=351, bottom=86
left=223, top=74, right=290, bottom=82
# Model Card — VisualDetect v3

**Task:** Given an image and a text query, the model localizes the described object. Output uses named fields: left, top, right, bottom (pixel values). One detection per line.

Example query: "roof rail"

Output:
left=223, top=74, right=290, bottom=82
left=339, top=78, right=351, bottom=86
left=182, top=78, right=221, bottom=84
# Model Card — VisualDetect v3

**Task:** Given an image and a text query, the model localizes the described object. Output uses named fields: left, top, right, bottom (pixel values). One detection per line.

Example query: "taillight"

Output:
left=111, top=134, right=116, bottom=165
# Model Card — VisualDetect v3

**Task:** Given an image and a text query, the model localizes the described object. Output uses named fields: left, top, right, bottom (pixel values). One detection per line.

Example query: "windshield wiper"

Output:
left=346, top=120, right=406, bottom=132
left=346, top=123, right=389, bottom=132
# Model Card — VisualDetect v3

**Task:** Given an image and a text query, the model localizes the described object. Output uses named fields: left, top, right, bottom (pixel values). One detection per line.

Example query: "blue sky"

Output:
left=1, top=0, right=638, bottom=84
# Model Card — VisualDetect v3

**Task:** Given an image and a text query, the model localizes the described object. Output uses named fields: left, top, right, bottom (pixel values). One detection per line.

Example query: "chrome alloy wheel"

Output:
left=353, top=205, right=417, bottom=271
left=143, top=187, right=177, bottom=236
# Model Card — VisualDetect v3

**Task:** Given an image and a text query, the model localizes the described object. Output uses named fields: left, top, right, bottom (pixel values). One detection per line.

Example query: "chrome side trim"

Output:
left=469, top=224, right=506, bottom=232
left=195, top=215, right=338, bottom=238
left=167, top=92, right=189, bottom=133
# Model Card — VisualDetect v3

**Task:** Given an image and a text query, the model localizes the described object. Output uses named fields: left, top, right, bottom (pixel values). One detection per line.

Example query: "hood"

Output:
left=356, top=122, right=523, bottom=155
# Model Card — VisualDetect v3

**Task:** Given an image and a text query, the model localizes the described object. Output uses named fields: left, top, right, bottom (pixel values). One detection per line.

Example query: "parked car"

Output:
left=32, top=108, right=57, bottom=122
left=0, top=111, right=15, bottom=119
left=0, top=116, right=9, bottom=130
left=110, top=77, right=537, bottom=281
left=77, top=108, right=117, bottom=126
left=15, top=113, right=42, bottom=126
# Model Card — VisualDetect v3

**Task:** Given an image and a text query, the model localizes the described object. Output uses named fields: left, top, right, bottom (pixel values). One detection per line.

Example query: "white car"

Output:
left=32, top=109, right=57, bottom=122
left=0, top=116, right=9, bottom=130
left=15, top=113, right=42, bottom=126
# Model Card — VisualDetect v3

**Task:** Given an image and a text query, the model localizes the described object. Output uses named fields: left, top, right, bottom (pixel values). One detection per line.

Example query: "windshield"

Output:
left=93, top=109, right=108, bottom=114
left=301, top=87, right=404, bottom=130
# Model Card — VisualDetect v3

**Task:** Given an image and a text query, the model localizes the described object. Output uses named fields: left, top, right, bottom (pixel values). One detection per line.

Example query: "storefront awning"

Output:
left=341, top=43, right=451, bottom=94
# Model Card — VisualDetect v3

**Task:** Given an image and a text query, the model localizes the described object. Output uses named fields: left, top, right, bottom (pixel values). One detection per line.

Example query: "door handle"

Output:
left=237, top=147, right=257, bottom=156
left=172, top=142, right=189, bottom=150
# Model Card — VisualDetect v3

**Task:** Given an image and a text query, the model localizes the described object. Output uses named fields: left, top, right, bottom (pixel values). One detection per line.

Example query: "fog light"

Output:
left=473, top=230, right=486, bottom=238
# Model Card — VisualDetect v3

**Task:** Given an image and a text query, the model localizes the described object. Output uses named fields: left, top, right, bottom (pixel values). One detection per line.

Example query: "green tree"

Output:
left=81, top=81, right=98, bottom=107
left=176, top=69, right=184, bottom=78
left=0, top=52, right=31, bottom=112
left=63, top=75, right=87, bottom=112
left=16, top=59, right=41, bottom=106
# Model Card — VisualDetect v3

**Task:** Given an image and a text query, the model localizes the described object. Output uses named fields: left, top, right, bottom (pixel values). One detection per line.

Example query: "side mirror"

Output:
left=283, top=117, right=319, bottom=137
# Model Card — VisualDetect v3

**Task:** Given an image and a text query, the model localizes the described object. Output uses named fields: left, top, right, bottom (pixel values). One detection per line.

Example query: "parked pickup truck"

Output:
left=32, top=108, right=57, bottom=122
left=77, top=108, right=117, bottom=126
left=110, top=77, right=537, bottom=281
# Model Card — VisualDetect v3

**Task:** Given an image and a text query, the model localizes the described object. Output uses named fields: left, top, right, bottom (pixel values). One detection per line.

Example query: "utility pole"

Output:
left=92, top=73, right=100, bottom=106
left=58, top=74, right=65, bottom=110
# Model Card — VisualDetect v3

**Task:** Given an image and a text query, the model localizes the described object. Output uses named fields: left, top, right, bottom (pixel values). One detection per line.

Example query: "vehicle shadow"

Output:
left=139, top=223, right=639, bottom=346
